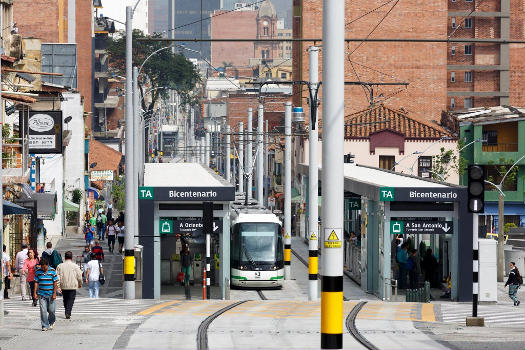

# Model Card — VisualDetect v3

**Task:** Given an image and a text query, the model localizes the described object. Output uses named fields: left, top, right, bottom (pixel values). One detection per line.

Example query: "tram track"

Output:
left=291, top=248, right=349, bottom=301
left=256, top=289, right=267, bottom=300
left=196, top=301, right=247, bottom=350
left=346, top=301, right=379, bottom=350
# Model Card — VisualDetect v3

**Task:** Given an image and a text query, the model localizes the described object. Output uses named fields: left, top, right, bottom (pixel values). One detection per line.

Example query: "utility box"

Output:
left=478, top=239, right=497, bottom=302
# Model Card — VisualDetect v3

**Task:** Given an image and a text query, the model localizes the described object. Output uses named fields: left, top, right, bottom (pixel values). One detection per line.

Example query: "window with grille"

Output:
left=464, top=97, right=473, bottom=108
left=465, top=18, right=472, bottom=28
left=451, top=72, right=456, bottom=82
left=379, top=155, right=395, bottom=170
left=464, top=71, right=473, bottom=82
left=465, top=44, right=472, bottom=55
left=451, top=45, right=456, bottom=55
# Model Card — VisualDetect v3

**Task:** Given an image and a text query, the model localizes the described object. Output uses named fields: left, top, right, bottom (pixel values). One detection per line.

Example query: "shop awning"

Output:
left=3, top=200, right=32, bottom=215
left=86, top=186, right=100, bottom=199
left=482, top=202, right=525, bottom=216
left=64, top=199, right=79, bottom=212
left=15, top=184, right=57, bottom=220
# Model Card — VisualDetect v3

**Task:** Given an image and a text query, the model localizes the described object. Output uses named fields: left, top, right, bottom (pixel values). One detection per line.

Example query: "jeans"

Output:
left=38, top=295, right=56, bottom=329
left=88, top=280, right=100, bottom=298
left=4, top=276, right=10, bottom=298
left=62, top=289, right=76, bottom=316
left=98, top=226, right=105, bottom=240
left=398, top=263, right=407, bottom=289
left=28, top=281, right=37, bottom=303
left=509, top=284, right=519, bottom=304
left=182, top=266, right=191, bottom=285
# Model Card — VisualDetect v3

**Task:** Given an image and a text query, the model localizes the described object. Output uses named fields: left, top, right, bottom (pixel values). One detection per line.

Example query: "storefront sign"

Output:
left=90, top=170, right=114, bottom=181
left=390, top=220, right=453, bottom=234
left=139, top=186, right=235, bottom=201
left=28, top=111, right=63, bottom=154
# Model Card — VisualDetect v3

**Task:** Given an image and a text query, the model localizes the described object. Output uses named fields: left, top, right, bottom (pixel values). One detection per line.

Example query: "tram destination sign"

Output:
left=139, top=186, right=235, bottom=201
left=160, top=218, right=222, bottom=235
left=380, top=187, right=463, bottom=202
left=390, top=220, right=453, bottom=235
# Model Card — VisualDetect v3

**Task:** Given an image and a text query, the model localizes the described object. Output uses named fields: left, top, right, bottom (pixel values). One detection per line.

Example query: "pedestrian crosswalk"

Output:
left=3, top=297, right=157, bottom=317
left=439, top=302, right=525, bottom=327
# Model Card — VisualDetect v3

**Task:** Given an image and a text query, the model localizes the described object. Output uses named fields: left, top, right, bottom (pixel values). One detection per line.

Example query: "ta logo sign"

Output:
left=139, top=187, right=154, bottom=200
left=379, top=187, right=395, bottom=201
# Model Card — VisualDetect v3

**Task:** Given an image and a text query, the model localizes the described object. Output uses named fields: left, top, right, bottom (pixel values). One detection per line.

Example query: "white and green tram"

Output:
left=230, top=206, right=284, bottom=288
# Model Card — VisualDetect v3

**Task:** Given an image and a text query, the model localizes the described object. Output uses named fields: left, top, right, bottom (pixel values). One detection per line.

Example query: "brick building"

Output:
left=292, top=0, right=525, bottom=125
left=14, top=0, right=93, bottom=128
left=447, top=0, right=525, bottom=110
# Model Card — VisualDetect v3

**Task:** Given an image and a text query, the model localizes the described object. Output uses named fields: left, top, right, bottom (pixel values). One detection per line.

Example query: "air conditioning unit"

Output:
left=10, top=34, right=23, bottom=60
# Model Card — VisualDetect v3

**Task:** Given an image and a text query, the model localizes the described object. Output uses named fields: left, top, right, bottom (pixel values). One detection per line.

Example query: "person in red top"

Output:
left=23, top=249, right=39, bottom=306
left=91, top=241, right=104, bottom=262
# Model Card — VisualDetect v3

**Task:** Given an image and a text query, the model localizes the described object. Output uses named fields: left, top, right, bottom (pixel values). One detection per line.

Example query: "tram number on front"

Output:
left=254, top=271, right=261, bottom=279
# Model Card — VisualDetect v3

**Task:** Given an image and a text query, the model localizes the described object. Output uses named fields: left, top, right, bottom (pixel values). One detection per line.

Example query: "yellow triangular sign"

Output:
left=310, top=233, right=317, bottom=240
left=327, top=230, right=339, bottom=241
left=285, top=233, right=291, bottom=239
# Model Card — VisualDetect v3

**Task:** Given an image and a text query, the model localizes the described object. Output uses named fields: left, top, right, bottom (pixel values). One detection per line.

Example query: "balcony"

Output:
left=482, top=143, right=519, bottom=152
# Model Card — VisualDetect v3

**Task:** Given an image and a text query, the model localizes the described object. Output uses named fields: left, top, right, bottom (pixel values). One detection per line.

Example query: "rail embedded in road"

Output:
left=346, top=301, right=379, bottom=350
left=196, top=300, right=247, bottom=350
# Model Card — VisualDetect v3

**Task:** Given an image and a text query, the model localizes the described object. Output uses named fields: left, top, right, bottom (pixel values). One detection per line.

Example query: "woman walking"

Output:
left=22, top=249, right=39, bottom=306
left=505, top=262, right=522, bottom=306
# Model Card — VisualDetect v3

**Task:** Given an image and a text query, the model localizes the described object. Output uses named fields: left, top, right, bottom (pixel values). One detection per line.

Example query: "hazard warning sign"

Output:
left=309, top=233, right=317, bottom=241
left=324, top=228, right=342, bottom=248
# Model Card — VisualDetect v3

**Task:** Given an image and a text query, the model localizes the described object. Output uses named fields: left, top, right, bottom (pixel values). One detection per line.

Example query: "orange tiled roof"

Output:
left=343, top=104, right=451, bottom=139
left=89, top=139, right=122, bottom=173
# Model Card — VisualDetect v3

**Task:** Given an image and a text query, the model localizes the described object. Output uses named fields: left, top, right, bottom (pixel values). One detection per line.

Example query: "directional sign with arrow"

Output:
left=390, top=220, right=453, bottom=235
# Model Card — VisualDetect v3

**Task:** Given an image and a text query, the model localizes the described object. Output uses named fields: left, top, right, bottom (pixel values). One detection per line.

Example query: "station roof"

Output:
left=298, top=163, right=458, bottom=201
left=144, top=163, right=231, bottom=188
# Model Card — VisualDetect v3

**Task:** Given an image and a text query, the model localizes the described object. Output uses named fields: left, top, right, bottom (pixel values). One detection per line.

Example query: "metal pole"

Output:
left=472, top=213, right=479, bottom=318
left=132, top=67, right=140, bottom=243
left=205, top=132, right=210, bottom=167
left=308, top=46, right=319, bottom=301
left=321, top=0, right=344, bottom=346
left=238, top=122, right=244, bottom=193
left=284, top=102, right=292, bottom=280
left=264, top=120, right=269, bottom=207
left=497, top=189, right=504, bottom=282
left=226, top=125, right=231, bottom=182
left=246, top=108, right=253, bottom=199
left=257, top=104, right=264, bottom=205
left=124, top=5, right=135, bottom=299
left=0, top=62, right=4, bottom=325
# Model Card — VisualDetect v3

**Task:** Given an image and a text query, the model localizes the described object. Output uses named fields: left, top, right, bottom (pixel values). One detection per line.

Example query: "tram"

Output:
left=230, top=200, right=284, bottom=288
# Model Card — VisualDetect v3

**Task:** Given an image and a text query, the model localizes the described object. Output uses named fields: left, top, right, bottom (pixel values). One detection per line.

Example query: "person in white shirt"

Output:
left=106, top=219, right=119, bottom=253
left=85, top=254, right=103, bottom=298
left=117, top=222, right=125, bottom=254
left=15, top=244, right=29, bottom=300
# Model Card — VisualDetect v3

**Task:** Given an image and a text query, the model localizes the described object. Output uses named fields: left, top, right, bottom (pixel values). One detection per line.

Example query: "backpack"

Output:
left=96, top=214, right=102, bottom=224
left=43, top=250, right=62, bottom=269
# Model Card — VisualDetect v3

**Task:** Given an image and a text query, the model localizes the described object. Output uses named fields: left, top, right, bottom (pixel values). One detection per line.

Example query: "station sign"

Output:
left=380, top=187, right=464, bottom=202
left=139, top=186, right=235, bottom=201
left=160, top=218, right=222, bottom=235
left=390, top=220, right=453, bottom=235
left=347, top=197, right=361, bottom=210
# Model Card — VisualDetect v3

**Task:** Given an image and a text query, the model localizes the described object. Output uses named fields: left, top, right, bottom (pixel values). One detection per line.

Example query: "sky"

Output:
left=97, top=0, right=149, bottom=33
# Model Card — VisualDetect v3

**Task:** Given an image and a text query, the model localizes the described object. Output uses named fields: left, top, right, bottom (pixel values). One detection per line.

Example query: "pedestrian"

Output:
left=15, top=243, right=29, bottom=300
left=422, top=248, right=438, bottom=288
left=107, top=203, right=113, bottom=222
left=2, top=245, right=12, bottom=299
left=408, top=249, right=420, bottom=289
left=505, top=262, right=522, bottom=306
left=91, top=241, right=104, bottom=262
left=56, top=251, right=82, bottom=319
left=81, top=246, right=91, bottom=265
left=181, top=245, right=192, bottom=300
left=85, top=223, right=95, bottom=247
left=106, top=219, right=118, bottom=253
left=88, top=213, right=97, bottom=228
left=33, top=257, right=58, bottom=331
left=117, top=221, right=125, bottom=254
left=85, top=253, right=103, bottom=298
left=23, top=249, right=39, bottom=307
left=97, top=210, right=107, bottom=241
left=41, top=242, right=63, bottom=270
left=397, top=243, right=408, bottom=289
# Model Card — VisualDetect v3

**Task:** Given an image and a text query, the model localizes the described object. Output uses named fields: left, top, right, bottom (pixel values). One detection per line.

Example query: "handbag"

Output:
left=98, top=261, right=105, bottom=285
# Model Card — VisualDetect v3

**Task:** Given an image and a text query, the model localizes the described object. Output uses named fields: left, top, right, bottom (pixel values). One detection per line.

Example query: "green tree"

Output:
left=111, top=176, right=125, bottom=211
left=106, top=30, right=201, bottom=115
left=486, top=158, right=519, bottom=191
left=431, top=142, right=467, bottom=182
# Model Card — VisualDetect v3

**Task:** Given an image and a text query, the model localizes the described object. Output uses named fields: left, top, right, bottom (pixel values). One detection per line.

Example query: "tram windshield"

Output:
left=232, top=222, right=283, bottom=267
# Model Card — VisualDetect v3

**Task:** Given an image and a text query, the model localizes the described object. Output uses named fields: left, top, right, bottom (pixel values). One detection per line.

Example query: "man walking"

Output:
left=15, top=243, right=28, bottom=300
left=33, top=258, right=58, bottom=331
left=91, top=241, right=104, bottom=262
left=42, top=242, right=63, bottom=269
left=56, top=251, right=82, bottom=319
